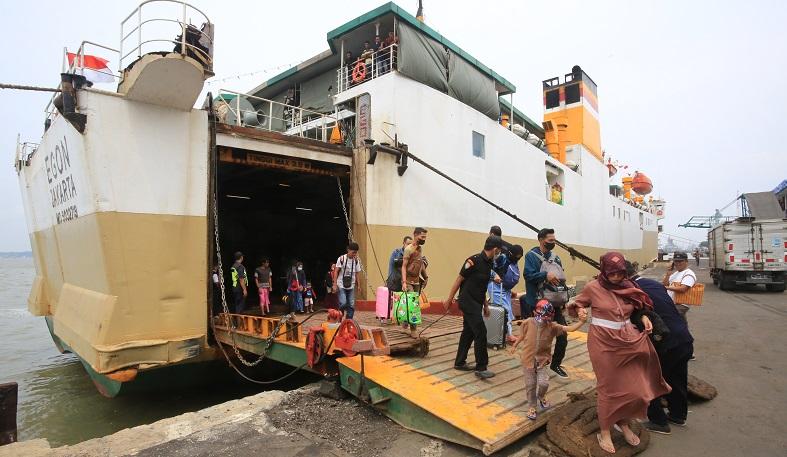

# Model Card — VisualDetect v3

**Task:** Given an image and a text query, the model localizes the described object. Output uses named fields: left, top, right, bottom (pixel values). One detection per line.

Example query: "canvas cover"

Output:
left=397, top=21, right=449, bottom=94
left=397, top=22, right=499, bottom=119
left=299, top=69, right=337, bottom=113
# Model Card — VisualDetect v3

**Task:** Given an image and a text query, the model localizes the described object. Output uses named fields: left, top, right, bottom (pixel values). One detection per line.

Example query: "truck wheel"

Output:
left=719, top=273, right=735, bottom=291
left=765, top=284, right=785, bottom=292
left=712, top=274, right=719, bottom=286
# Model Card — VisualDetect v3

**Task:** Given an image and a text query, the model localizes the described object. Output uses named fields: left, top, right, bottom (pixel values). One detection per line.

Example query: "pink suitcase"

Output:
left=375, top=286, right=390, bottom=320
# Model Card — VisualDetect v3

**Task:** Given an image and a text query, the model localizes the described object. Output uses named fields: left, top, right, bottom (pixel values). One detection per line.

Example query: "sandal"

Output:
left=622, top=431, right=640, bottom=447
left=527, top=407, right=537, bottom=420
left=597, top=433, right=616, bottom=454
left=539, top=398, right=551, bottom=409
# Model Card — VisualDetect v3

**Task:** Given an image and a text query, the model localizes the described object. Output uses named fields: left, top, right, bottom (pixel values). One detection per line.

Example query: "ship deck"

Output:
left=213, top=310, right=595, bottom=455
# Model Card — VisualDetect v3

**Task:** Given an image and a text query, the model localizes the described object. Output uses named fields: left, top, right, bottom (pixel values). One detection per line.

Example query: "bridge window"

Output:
left=472, top=131, right=485, bottom=159
left=545, top=89, right=560, bottom=109
left=565, top=83, right=580, bottom=104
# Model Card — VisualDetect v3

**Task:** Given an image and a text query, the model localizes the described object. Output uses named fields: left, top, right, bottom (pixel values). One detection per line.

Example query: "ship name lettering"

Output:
left=45, top=137, right=71, bottom=184
left=50, top=175, right=78, bottom=209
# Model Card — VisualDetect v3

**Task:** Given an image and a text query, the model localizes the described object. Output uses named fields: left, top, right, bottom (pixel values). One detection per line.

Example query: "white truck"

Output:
left=709, top=218, right=786, bottom=291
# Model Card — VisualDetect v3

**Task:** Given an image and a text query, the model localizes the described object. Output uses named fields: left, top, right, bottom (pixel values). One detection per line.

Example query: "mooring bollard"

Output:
left=0, top=382, right=18, bottom=445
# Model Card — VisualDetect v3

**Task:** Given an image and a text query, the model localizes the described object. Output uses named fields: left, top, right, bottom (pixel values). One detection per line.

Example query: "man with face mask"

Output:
left=443, top=235, right=503, bottom=379
left=524, top=228, right=569, bottom=378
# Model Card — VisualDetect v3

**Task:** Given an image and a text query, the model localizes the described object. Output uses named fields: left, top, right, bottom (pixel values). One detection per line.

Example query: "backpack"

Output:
left=532, top=251, right=569, bottom=306
left=387, top=256, right=404, bottom=291
left=501, top=263, right=520, bottom=290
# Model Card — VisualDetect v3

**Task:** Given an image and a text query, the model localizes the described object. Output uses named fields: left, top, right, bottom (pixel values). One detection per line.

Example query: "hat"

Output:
left=484, top=235, right=503, bottom=250
left=673, top=252, right=688, bottom=261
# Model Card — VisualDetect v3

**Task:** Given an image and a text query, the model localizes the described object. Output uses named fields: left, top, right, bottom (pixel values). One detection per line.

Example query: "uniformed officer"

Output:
left=443, top=235, right=503, bottom=379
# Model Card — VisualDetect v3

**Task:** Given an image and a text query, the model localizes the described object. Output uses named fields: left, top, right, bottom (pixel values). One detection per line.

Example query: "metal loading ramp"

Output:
left=214, top=311, right=596, bottom=455
left=337, top=328, right=595, bottom=455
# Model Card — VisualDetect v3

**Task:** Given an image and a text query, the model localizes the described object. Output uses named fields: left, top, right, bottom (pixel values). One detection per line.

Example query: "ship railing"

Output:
left=14, top=137, right=39, bottom=172
left=119, top=0, right=214, bottom=73
left=64, top=41, right=121, bottom=81
left=43, top=41, right=122, bottom=126
left=216, top=89, right=352, bottom=144
left=337, top=44, right=398, bottom=93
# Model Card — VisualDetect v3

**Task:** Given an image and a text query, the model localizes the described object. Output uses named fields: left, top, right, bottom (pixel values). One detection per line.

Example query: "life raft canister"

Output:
left=352, top=61, right=367, bottom=83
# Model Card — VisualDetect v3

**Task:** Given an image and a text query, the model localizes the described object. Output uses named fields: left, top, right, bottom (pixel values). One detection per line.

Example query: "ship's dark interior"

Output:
left=216, top=162, right=350, bottom=310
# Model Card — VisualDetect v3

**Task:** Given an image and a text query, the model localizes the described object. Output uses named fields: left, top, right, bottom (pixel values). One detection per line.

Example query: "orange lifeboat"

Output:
left=631, top=171, right=653, bottom=195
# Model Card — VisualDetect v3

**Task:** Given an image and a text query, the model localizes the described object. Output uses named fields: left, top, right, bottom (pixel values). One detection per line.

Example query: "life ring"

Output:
left=352, top=62, right=367, bottom=83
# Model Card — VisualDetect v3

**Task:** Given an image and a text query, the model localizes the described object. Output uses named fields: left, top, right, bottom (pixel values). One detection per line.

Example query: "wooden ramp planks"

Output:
left=337, top=320, right=595, bottom=455
left=224, top=310, right=596, bottom=455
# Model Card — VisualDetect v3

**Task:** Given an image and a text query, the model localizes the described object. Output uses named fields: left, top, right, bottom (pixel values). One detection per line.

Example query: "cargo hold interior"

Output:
left=215, top=161, right=351, bottom=310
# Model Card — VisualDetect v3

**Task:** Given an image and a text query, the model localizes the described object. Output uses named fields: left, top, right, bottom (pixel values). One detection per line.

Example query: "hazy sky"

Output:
left=1, top=0, right=786, bottom=251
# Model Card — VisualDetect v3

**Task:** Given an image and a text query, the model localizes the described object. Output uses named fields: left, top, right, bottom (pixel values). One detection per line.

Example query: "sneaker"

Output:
left=474, top=370, right=496, bottom=379
left=643, top=421, right=671, bottom=435
left=550, top=365, right=569, bottom=378
left=667, top=416, right=686, bottom=427
left=453, top=363, right=475, bottom=371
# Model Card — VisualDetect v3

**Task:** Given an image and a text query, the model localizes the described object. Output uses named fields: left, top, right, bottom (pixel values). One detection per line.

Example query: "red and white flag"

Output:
left=67, top=52, right=114, bottom=83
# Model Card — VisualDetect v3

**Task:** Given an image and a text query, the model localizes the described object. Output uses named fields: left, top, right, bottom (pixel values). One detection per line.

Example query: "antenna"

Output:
left=416, top=0, right=424, bottom=22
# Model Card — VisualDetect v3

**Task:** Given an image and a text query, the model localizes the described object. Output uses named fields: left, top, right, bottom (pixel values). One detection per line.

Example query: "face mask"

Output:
left=544, top=242, right=556, bottom=251
left=297, top=266, right=303, bottom=271
left=417, top=239, right=426, bottom=245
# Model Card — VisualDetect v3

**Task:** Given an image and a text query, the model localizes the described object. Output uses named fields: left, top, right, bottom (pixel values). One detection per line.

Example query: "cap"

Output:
left=673, top=252, right=688, bottom=261
left=484, top=235, right=503, bottom=250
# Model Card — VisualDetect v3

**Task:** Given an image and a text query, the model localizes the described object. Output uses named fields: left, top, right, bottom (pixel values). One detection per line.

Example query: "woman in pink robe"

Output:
left=568, top=252, right=670, bottom=454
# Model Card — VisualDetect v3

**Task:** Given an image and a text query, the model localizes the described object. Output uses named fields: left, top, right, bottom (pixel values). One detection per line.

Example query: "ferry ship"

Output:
left=14, top=1, right=664, bottom=398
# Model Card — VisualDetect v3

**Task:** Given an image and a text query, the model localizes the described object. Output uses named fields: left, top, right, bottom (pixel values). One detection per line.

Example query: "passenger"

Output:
left=303, top=281, right=315, bottom=313
left=374, top=35, right=388, bottom=75
left=443, top=235, right=503, bottom=379
left=286, top=263, right=305, bottom=314
left=662, top=252, right=696, bottom=325
left=360, top=41, right=374, bottom=75
left=567, top=252, right=670, bottom=454
left=524, top=228, right=570, bottom=379
left=230, top=251, right=248, bottom=314
left=333, top=242, right=363, bottom=319
left=401, top=227, right=429, bottom=337
left=510, top=299, right=588, bottom=420
left=626, top=262, right=694, bottom=435
left=693, top=248, right=701, bottom=266
left=211, top=261, right=222, bottom=315
left=254, top=258, right=272, bottom=316
left=488, top=244, right=524, bottom=343
left=323, top=263, right=339, bottom=309
left=344, top=51, right=355, bottom=87
left=384, top=30, right=398, bottom=46
left=388, top=235, right=412, bottom=281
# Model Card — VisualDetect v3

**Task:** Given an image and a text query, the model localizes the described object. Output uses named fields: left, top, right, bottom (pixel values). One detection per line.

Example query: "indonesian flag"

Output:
left=67, top=52, right=114, bottom=83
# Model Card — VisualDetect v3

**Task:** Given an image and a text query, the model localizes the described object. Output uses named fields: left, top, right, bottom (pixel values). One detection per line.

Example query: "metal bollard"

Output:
left=0, top=382, right=18, bottom=445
